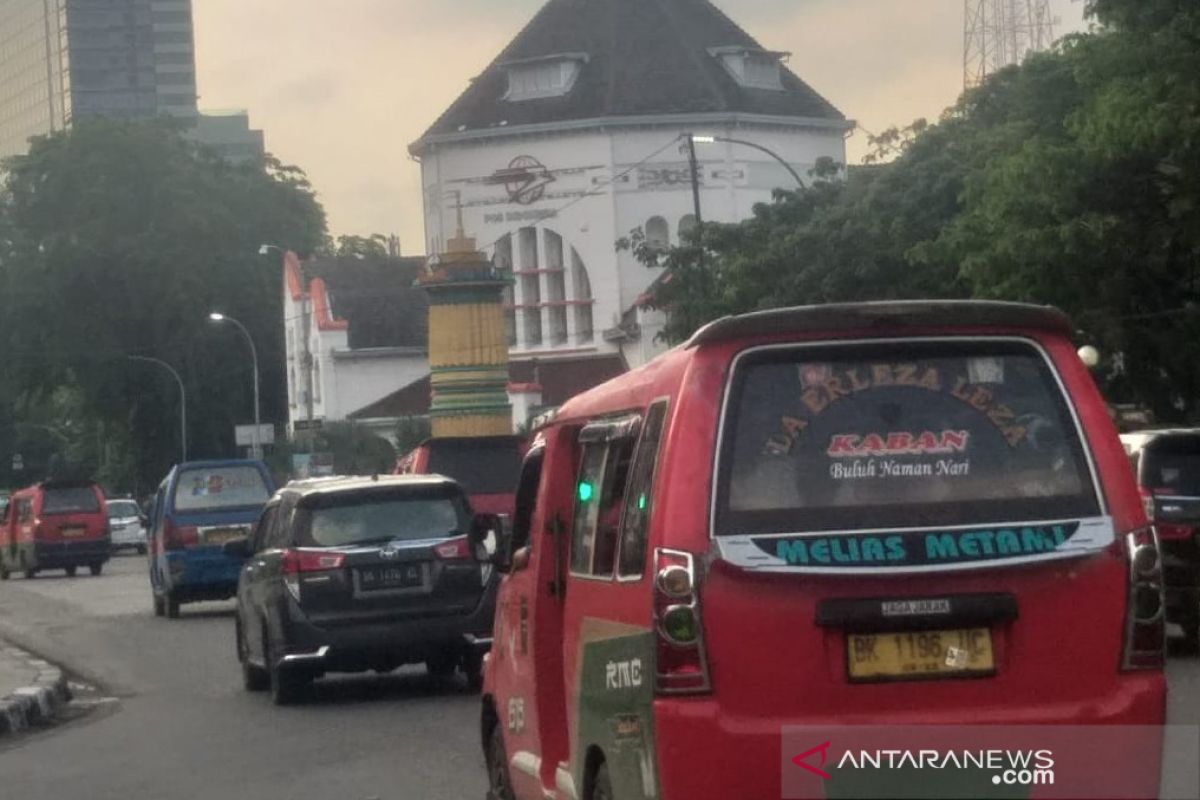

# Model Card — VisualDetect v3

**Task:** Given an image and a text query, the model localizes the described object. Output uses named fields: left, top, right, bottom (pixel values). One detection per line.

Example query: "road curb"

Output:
left=0, top=644, right=73, bottom=737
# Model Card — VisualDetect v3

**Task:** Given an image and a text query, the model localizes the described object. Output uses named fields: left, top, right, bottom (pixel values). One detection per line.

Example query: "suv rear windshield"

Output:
left=1141, top=436, right=1200, bottom=495
left=174, top=466, right=270, bottom=513
left=297, top=486, right=470, bottom=547
left=715, top=340, right=1100, bottom=535
left=41, top=486, right=100, bottom=515
left=426, top=439, right=522, bottom=496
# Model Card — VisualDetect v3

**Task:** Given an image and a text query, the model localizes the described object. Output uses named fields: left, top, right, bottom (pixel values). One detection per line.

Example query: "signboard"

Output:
left=235, top=424, right=275, bottom=447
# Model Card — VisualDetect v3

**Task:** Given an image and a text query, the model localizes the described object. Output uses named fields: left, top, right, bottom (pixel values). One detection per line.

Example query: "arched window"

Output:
left=646, top=216, right=670, bottom=250
left=571, top=247, right=593, bottom=344
left=492, top=226, right=594, bottom=348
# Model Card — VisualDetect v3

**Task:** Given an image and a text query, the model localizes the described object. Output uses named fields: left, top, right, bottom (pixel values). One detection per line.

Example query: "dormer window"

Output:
left=709, top=46, right=788, bottom=90
left=502, top=53, right=588, bottom=102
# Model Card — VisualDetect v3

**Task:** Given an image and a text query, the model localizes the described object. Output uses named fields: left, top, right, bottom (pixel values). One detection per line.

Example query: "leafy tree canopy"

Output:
left=635, top=0, right=1200, bottom=421
left=0, top=117, right=327, bottom=493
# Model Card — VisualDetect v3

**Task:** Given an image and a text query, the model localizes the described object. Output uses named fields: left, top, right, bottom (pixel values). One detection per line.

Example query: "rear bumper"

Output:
left=34, top=539, right=110, bottom=567
left=280, top=591, right=496, bottom=670
left=652, top=674, right=1166, bottom=799
left=163, top=549, right=242, bottom=600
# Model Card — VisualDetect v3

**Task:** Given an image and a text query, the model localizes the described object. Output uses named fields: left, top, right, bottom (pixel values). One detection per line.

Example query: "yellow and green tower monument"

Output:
left=418, top=208, right=513, bottom=437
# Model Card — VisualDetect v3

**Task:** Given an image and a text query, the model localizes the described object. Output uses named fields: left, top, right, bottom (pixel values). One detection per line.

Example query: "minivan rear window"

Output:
left=174, top=466, right=270, bottom=513
left=1141, top=437, right=1200, bottom=496
left=41, top=487, right=100, bottom=515
left=298, top=487, right=470, bottom=547
left=715, top=340, right=1100, bottom=535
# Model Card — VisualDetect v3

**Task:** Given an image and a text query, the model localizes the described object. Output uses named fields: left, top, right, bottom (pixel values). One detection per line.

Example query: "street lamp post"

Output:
left=688, top=134, right=806, bottom=189
left=208, top=312, right=262, bottom=459
left=127, top=355, right=187, bottom=463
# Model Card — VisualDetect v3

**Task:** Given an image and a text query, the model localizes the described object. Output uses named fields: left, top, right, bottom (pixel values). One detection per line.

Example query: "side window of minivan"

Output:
left=252, top=506, right=279, bottom=553
left=618, top=400, right=669, bottom=578
left=571, top=423, right=638, bottom=578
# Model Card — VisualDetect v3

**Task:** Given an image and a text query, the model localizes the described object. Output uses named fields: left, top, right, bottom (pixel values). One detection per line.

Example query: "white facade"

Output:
left=418, top=118, right=848, bottom=368
left=282, top=256, right=428, bottom=443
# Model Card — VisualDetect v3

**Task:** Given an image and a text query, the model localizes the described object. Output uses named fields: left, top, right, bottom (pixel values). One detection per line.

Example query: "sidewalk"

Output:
left=0, top=639, right=71, bottom=736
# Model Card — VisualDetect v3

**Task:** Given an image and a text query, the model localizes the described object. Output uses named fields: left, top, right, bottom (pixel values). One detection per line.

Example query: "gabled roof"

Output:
left=306, top=257, right=430, bottom=350
left=413, top=0, right=846, bottom=149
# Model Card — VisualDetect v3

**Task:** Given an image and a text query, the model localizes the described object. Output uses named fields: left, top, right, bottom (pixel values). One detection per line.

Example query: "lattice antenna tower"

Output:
left=964, top=0, right=1056, bottom=88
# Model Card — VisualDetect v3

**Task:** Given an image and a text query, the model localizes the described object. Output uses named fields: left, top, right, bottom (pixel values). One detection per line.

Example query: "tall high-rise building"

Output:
left=0, top=0, right=261, bottom=162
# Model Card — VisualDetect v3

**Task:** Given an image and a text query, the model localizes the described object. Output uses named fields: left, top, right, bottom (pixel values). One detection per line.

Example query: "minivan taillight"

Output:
left=653, top=548, right=711, bottom=695
left=163, top=519, right=199, bottom=551
left=1121, top=528, right=1165, bottom=671
left=281, top=548, right=346, bottom=602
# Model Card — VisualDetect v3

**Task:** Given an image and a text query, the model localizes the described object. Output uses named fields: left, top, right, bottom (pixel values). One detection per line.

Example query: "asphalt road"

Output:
left=1, top=556, right=1199, bottom=799
left=0, top=555, right=487, bottom=800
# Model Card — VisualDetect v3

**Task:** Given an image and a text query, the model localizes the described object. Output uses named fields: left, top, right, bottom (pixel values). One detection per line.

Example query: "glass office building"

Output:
left=0, top=0, right=200, bottom=159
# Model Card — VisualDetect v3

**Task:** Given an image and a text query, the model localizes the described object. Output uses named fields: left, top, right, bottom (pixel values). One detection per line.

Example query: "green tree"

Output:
left=0, top=117, right=327, bottom=491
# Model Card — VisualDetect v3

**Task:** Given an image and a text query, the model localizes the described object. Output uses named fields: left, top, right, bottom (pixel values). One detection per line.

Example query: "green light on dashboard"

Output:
left=637, top=493, right=647, bottom=511
left=578, top=481, right=595, bottom=502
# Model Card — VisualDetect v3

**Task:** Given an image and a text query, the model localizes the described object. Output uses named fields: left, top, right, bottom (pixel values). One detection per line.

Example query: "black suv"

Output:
left=227, top=474, right=499, bottom=704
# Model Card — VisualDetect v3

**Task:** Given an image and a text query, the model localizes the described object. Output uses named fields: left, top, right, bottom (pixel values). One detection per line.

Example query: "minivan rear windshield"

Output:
left=297, top=487, right=470, bottom=547
left=426, top=439, right=522, bottom=496
left=1141, top=437, right=1200, bottom=495
left=715, top=340, right=1100, bottom=535
left=174, top=466, right=270, bottom=513
left=42, top=487, right=100, bottom=515
left=107, top=500, right=141, bottom=518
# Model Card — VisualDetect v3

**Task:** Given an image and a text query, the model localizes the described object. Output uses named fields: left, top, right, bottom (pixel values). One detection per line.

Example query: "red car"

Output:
left=0, top=480, right=111, bottom=579
left=395, top=436, right=524, bottom=518
left=481, top=302, right=1165, bottom=800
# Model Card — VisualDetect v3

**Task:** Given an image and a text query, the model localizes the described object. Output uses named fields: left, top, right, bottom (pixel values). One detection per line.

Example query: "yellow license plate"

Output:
left=204, top=528, right=243, bottom=545
left=62, top=526, right=86, bottom=538
left=847, top=628, right=994, bottom=682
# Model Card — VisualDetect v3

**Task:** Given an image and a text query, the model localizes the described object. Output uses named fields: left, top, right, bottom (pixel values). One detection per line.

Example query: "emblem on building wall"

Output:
left=487, top=155, right=556, bottom=205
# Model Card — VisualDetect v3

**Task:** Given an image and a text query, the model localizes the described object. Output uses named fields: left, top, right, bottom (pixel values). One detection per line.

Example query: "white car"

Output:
left=106, top=498, right=147, bottom=555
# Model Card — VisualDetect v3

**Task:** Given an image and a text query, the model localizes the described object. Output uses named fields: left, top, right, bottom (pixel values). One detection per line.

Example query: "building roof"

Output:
left=348, top=375, right=433, bottom=421
left=413, top=0, right=846, bottom=149
left=307, top=256, right=430, bottom=350
left=509, top=354, right=629, bottom=406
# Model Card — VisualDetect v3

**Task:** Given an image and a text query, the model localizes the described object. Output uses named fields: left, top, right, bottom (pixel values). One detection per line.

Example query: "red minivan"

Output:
left=481, top=302, right=1166, bottom=800
left=0, top=480, right=111, bottom=579
left=395, top=436, right=525, bottom=517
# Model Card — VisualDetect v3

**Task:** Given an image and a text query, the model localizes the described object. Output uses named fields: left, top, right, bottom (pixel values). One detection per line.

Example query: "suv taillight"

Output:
left=433, top=536, right=472, bottom=560
left=281, top=548, right=346, bottom=602
left=163, top=519, right=199, bottom=551
left=1121, top=528, right=1165, bottom=671
left=653, top=548, right=711, bottom=695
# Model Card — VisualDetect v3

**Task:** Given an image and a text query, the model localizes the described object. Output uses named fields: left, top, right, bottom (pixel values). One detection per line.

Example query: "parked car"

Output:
left=227, top=474, right=499, bottom=705
left=481, top=301, right=1165, bottom=800
left=0, top=480, right=110, bottom=579
left=147, top=459, right=274, bottom=618
left=106, top=498, right=148, bottom=555
left=394, top=435, right=524, bottom=517
left=1122, top=428, right=1200, bottom=650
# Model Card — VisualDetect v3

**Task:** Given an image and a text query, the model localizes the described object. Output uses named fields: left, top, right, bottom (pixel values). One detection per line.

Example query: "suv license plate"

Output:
left=358, top=564, right=425, bottom=592
left=847, top=628, right=994, bottom=682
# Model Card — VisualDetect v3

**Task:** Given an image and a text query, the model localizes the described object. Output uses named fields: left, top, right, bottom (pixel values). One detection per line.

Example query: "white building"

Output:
left=409, top=0, right=852, bottom=369
left=281, top=252, right=429, bottom=444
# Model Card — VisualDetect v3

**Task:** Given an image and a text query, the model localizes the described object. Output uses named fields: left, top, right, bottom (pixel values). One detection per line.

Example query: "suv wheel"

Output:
left=426, top=651, right=458, bottom=681
left=485, top=724, right=515, bottom=800
left=463, top=651, right=484, bottom=692
left=266, top=639, right=308, bottom=705
left=0, top=562, right=9, bottom=581
left=152, top=590, right=165, bottom=617
left=65, top=565, right=77, bottom=578
left=237, top=618, right=269, bottom=692
left=89, top=562, right=102, bottom=576
left=166, top=593, right=180, bottom=619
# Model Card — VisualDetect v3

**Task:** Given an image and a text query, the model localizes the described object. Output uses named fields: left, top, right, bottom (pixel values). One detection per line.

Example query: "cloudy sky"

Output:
left=192, top=0, right=1089, bottom=254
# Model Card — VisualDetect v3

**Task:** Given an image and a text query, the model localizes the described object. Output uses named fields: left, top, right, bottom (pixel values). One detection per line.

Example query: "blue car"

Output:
left=147, top=460, right=275, bottom=618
